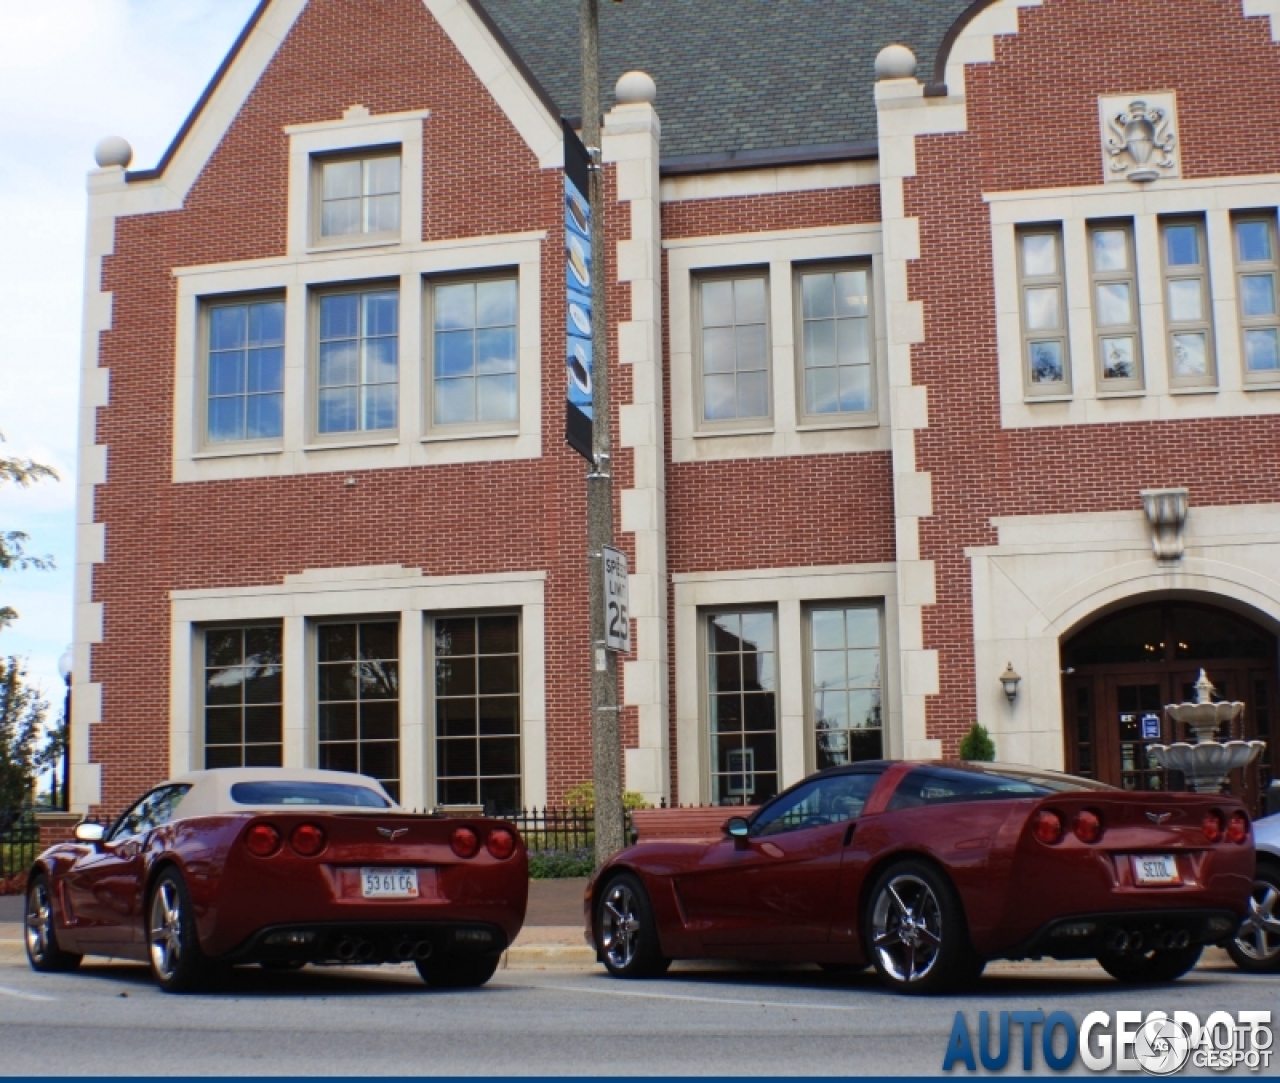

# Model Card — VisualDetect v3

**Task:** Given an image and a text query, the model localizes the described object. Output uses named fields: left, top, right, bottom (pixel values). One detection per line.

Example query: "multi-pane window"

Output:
left=1161, top=217, right=1215, bottom=386
left=206, top=299, right=284, bottom=444
left=431, top=278, right=519, bottom=427
left=1234, top=214, right=1280, bottom=380
left=1089, top=222, right=1143, bottom=389
left=317, top=621, right=400, bottom=801
left=707, top=610, right=778, bottom=806
left=1017, top=227, right=1070, bottom=393
left=809, top=606, right=883, bottom=769
left=798, top=267, right=873, bottom=418
left=434, top=615, right=521, bottom=813
left=318, top=154, right=401, bottom=240
left=697, top=275, right=769, bottom=423
left=203, top=625, right=283, bottom=768
left=317, top=289, right=398, bottom=434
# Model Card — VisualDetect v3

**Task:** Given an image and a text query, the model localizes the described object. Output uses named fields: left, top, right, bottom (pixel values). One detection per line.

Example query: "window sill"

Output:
left=692, top=425, right=776, bottom=439
left=306, top=235, right=402, bottom=255
left=1169, top=384, right=1220, bottom=395
left=191, top=445, right=284, bottom=460
left=1022, top=393, right=1074, bottom=403
left=1243, top=379, right=1280, bottom=391
left=421, top=428, right=520, bottom=444
left=795, top=417, right=880, bottom=432
left=1096, top=388, right=1146, bottom=399
left=303, top=437, right=400, bottom=452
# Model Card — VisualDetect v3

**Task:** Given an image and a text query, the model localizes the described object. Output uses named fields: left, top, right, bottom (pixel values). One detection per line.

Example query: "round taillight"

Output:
left=1227, top=811, right=1250, bottom=845
left=1033, top=809, right=1064, bottom=845
left=1073, top=809, right=1104, bottom=844
left=450, top=826, right=480, bottom=859
left=290, top=823, right=326, bottom=857
left=245, top=822, right=282, bottom=857
left=1202, top=810, right=1225, bottom=843
left=486, top=828, right=516, bottom=860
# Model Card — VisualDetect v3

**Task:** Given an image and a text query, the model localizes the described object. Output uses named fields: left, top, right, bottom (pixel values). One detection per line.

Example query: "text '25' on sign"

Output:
left=603, top=545, right=630, bottom=654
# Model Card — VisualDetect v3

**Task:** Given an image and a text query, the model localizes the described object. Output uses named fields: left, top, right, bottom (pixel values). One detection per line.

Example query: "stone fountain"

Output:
left=1146, top=669, right=1266, bottom=793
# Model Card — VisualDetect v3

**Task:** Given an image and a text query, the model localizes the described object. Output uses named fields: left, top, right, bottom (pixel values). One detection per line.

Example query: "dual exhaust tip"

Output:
left=1105, top=928, right=1190, bottom=954
left=333, top=936, right=433, bottom=962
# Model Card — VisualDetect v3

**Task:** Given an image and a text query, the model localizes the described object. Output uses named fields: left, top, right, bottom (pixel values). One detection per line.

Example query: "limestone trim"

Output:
left=1243, top=0, right=1280, bottom=41
left=659, top=160, right=880, bottom=203
left=169, top=565, right=548, bottom=810
left=672, top=563, right=901, bottom=805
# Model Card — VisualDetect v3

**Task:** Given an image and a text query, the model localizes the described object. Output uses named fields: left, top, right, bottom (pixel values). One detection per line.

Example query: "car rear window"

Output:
left=887, top=765, right=1110, bottom=811
left=229, top=781, right=391, bottom=808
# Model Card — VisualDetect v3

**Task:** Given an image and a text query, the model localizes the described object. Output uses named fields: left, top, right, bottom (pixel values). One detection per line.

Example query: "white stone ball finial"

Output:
left=615, top=70, right=656, bottom=105
left=94, top=136, right=133, bottom=169
left=874, top=44, right=917, bottom=81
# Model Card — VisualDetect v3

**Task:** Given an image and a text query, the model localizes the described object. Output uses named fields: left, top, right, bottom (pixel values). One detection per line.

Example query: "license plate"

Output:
left=360, top=868, right=419, bottom=898
left=1132, top=854, right=1180, bottom=886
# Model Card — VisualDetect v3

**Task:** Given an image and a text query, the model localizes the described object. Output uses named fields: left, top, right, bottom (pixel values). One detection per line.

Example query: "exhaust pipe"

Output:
left=394, top=940, right=414, bottom=961
left=413, top=940, right=434, bottom=960
left=354, top=940, right=374, bottom=962
left=335, top=937, right=357, bottom=961
left=1105, top=929, right=1130, bottom=953
left=1153, top=931, right=1173, bottom=950
left=1128, top=931, right=1144, bottom=953
left=1172, top=930, right=1190, bottom=949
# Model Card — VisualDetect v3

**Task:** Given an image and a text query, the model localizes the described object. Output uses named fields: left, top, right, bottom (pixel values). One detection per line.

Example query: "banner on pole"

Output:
left=563, top=119, right=594, bottom=462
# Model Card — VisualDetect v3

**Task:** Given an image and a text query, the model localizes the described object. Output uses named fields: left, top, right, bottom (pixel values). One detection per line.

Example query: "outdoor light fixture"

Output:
left=1000, top=662, right=1021, bottom=703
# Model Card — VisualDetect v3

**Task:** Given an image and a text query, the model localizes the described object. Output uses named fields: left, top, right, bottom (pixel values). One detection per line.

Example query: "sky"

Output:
left=0, top=0, right=259, bottom=710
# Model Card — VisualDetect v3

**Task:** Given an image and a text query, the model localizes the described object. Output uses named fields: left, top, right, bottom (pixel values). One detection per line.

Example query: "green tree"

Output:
left=0, top=430, right=58, bottom=630
left=0, top=657, right=46, bottom=808
left=958, top=722, right=996, bottom=762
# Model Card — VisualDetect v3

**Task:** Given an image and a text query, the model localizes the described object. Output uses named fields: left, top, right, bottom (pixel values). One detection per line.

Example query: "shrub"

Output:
left=0, top=869, right=28, bottom=897
left=563, top=782, right=651, bottom=811
left=528, top=847, right=595, bottom=879
left=958, top=722, right=996, bottom=762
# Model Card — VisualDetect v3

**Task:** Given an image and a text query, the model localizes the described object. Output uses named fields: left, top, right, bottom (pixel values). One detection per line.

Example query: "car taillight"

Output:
left=1227, top=811, right=1250, bottom=845
left=486, top=828, right=516, bottom=859
left=1201, top=810, right=1225, bottom=843
left=1033, top=809, right=1064, bottom=845
left=450, top=826, right=480, bottom=858
left=1073, top=809, right=1104, bottom=844
left=245, top=822, right=282, bottom=857
left=290, top=823, right=326, bottom=857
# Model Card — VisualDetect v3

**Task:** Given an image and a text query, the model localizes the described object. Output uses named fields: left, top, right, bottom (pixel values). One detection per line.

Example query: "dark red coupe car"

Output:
left=25, top=768, right=527, bottom=992
left=586, top=761, right=1254, bottom=994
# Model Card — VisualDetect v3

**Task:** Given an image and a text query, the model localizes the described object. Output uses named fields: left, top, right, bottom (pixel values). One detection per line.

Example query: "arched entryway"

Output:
left=1061, top=599, right=1277, bottom=804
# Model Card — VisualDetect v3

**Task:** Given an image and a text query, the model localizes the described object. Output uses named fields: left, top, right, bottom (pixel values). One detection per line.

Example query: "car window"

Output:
left=886, top=765, right=1100, bottom=811
left=108, top=785, right=191, bottom=842
left=229, top=781, right=391, bottom=807
left=751, top=772, right=882, bottom=837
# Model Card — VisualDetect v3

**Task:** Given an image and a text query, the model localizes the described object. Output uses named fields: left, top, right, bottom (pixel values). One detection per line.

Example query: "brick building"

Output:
left=70, top=0, right=1280, bottom=820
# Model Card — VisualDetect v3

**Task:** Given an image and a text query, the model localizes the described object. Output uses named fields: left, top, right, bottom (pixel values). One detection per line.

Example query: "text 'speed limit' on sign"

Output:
left=603, top=546, right=630, bottom=654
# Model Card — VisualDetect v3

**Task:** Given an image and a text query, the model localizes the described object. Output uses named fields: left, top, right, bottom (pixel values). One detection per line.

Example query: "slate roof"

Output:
left=476, top=0, right=972, bottom=167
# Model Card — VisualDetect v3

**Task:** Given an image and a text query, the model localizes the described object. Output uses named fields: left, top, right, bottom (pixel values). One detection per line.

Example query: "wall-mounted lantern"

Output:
left=999, top=662, right=1022, bottom=703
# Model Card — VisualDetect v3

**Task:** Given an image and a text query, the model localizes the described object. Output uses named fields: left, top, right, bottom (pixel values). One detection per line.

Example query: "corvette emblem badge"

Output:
left=377, top=827, right=409, bottom=841
left=1146, top=812, right=1171, bottom=825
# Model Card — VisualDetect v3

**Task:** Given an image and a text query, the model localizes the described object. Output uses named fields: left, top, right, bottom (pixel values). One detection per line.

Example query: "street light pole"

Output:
left=580, top=0, right=625, bottom=865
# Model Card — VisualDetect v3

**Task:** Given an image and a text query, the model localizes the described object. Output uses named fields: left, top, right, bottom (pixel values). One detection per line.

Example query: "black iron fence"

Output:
left=507, top=806, right=603, bottom=853
left=0, top=808, right=39, bottom=895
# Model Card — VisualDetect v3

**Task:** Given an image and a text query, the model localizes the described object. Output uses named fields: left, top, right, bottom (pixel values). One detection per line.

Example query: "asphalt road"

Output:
left=0, top=939, right=1273, bottom=1076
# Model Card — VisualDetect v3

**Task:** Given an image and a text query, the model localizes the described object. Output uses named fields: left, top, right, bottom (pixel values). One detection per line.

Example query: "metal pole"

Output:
left=581, top=0, right=624, bottom=865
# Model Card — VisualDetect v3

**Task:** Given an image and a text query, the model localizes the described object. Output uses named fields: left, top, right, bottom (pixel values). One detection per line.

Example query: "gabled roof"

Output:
left=477, top=0, right=971, bottom=167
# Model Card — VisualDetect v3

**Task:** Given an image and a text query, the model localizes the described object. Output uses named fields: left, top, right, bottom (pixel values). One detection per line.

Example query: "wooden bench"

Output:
left=631, top=806, right=757, bottom=842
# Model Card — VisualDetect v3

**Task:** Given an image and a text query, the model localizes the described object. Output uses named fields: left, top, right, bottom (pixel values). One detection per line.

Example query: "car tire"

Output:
left=415, top=951, right=501, bottom=989
left=865, top=859, right=984, bottom=995
left=596, top=872, right=671, bottom=979
left=24, top=873, right=82, bottom=973
left=147, top=868, right=213, bottom=993
left=1227, top=861, right=1280, bottom=974
left=1097, top=944, right=1203, bottom=984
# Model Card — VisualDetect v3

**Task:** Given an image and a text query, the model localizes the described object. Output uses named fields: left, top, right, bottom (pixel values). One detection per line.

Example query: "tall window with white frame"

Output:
left=808, top=606, right=882, bottom=769
left=205, top=298, right=284, bottom=444
left=317, top=288, right=399, bottom=435
left=1233, top=212, right=1280, bottom=382
left=317, top=152, right=400, bottom=242
left=203, top=624, right=283, bottom=768
left=430, top=277, right=519, bottom=428
left=433, top=615, right=521, bottom=813
left=316, top=621, right=400, bottom=801
left=797, top=266, right=874, bottom=421
left=706, top=610, right=778, bottom=806
left=697, top=274, right=769, bottom=424
left=1161, top=216, right=1215, bottom=387
left=1017, top=226, right=1070, bottom=395
left=1089, top=221, right=1143, bottom=390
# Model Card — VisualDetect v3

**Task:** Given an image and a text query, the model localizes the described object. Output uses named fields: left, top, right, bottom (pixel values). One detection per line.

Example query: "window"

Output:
left=108, top=785, right=192, bottom=842
left=1089, top=221, right=1143, bottom=390
left=203, top=625, right=283, bottom=768
left=205, top=298, right=284, bottom=444
left=750, top=771, right=883, bottom=837
left=809, top=606, right=883, bottom=768
left=317, top=288, right=399, bottom=435
left=230, top=780, right=390, bottom=807
left=429, top=277, right=519, bottom=428
left=696, top=274, right=769, bottom=424
left=796, top=266, right=873, bottom=420
left=317, top=152, right=400, bottom=242
left=317, top=621, right=400, bottom=801
left=1234, top=213, right=1280, bottom=381
left=1017, top=226, right=1070, bottom=394
left=1160, top=217, right=1215, bottom=387
left=706, top=610, right=778, bottom=806
left=434, top=615, right=521, bottom=813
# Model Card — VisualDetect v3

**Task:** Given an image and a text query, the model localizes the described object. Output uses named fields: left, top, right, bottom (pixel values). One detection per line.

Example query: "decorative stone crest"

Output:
left=1099, top=93, right=1179, bottom=183
left=1140, top=487, right=1189, bottom=563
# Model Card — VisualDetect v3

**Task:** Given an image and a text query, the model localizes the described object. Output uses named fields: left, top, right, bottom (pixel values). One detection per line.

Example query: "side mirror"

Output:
left=724, top=816, right=750, bottom=840
left=74, top=822, right=105, bottom=844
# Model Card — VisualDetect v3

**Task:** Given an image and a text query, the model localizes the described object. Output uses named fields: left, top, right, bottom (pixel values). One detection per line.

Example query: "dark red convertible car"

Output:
left=25, top=768, right=527, bottom=992
left=586, top=761, right=1254, bottom=994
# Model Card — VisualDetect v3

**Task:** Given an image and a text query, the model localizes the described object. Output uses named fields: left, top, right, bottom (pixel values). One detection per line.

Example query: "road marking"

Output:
left=0, top=985, right=56, bottom=1002
left=518, top=980, right=869, bottom=1013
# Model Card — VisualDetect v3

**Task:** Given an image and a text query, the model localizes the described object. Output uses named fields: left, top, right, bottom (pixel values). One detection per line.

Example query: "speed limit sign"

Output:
left=602, top=546, right=630, bottom=654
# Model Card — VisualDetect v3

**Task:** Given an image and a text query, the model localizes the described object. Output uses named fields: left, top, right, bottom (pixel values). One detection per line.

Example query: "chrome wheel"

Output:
left=25, top=880, right=53, bottom=965
left=149, top=879, right=184, bottom=982
left=1234, top=878, right=1280, bottom=964
left=871, top=873, right=943, bottom=984
left=601, top=881, right=641, bottom=970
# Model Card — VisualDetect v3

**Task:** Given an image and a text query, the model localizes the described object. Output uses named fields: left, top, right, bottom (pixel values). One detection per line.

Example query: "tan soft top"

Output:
left=168, top=767, right=399, bottom=818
